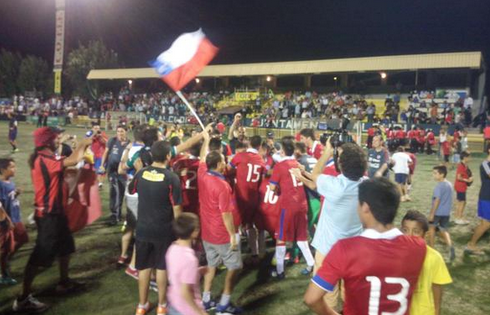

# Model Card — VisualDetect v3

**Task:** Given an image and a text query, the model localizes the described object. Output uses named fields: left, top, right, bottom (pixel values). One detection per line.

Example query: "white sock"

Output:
left=203, top=291, right=211, bottom=303
left=258, top=230, right=266, bottom=255
left=247, top=228, right=258, bottom=256
left=297, top=241, right=315, bottom=267
left=138, top=302, right=149, bottom=309
left=219, top=294, right=231, bottom=306
left=275, top=245, right=287, bottom=274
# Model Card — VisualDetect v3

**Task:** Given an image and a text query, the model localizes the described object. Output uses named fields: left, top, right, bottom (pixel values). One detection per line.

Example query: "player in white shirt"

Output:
left=391, top=146, right=413, bottom=202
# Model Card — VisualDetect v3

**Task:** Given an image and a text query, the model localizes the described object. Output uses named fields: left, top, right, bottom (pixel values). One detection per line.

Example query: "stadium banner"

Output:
left=53, top=9, right=65, bottom=69
left=54, top=70, right=62, bottom=94
left=245, top=118, right=354, bottom=130
left=235, top=92, right=259, bottom=101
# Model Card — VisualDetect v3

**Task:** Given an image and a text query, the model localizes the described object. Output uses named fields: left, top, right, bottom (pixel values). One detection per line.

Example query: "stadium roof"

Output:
left=87, top=51, right=483, bottom=80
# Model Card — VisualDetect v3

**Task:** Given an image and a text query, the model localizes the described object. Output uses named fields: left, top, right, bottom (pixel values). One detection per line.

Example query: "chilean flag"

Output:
left=150, top=29, right=218, bottom=91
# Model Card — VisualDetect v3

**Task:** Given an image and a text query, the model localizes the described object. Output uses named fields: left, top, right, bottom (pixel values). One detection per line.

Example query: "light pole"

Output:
left=53, top=0, right=66, bottom=95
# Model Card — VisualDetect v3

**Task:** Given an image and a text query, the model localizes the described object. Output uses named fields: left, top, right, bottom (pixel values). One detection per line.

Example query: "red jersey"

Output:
left=32, top=150, right=68, bottom=217
left=91, top=132, right=108, bottom=158
left=269, top=157, right=307, bottom=213
left=172, top=156, right=200, bottom=214
left=454, top=163, right=469, bottom=193
left=197, top=163, right=239, bottom=244
left=256, top=178, right=280, bottom=235
left=417, top=130, right=426, bottom=143
left=386, top=130, right=394, bottom=139
left=484, top=126, right=490, bottom=139
left=452, top=130, right=461, bottom=143
left=169, top=153, right=188, bottom=169
left=367, top=128, right=375, bottom=137
left=230, top=150, right=266, bottom=224
left=313, top=229, right=426, bottom=315
left=442, top=141, right=451, bottom=155
left=307, top=141, right=324, bottom=160
left=406, top=152, right=417, bottom=174
left=426, top=132, right=436, bottom=145
left=263, top=154, right=274, bottom=173
left=395, top=130, right=406, bottom=139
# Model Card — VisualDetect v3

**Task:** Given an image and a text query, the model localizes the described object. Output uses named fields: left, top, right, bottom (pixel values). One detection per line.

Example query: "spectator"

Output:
left=454, top=151, right=473, bottom=225
left=299, top=128, right=323, bottom=160
left=87, top=122, right=108, bottom=188
left=100, top=125, right=130, bottom=225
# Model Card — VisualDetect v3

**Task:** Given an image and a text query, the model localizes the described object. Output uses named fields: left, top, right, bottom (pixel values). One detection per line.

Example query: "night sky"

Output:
left=1, top=0, right=489, bottom=68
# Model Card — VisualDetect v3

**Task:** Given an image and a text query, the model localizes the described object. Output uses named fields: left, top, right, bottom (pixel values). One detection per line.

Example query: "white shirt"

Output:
left=391, top=152, right=412, bottom=174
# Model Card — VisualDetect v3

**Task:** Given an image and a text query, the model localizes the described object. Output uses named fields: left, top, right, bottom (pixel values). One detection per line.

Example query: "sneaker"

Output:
left=135, top=302, right=151, bottom=315
left=270, top=269, right=286, bottom=280
left=12, top=148, right=19, bottom=153
left=401, top=196, right=407, bottom=202
left=125, top=266, right=139, bottom=280
left=56, top=279, right=84, bottom=294
left=149, top=280, right=158, bottom=292
left=449, top=247, right=456, bottom=262
left=203, top=299, right=218, bottom=311
left=98, top=182, right=103, bottom=189
left=117, top=255, right=129, bottom=266
left=0, top=276, right=18, bottom=285
left=300, top=266, right=313, bottom=276
left=464, top=246, right=485, bottom=256
left=13, top=294, right=49, bottom=313
left=404, top=195, right=411, bottom=202
left=216, top=302, right=243, bottom=315
left=157, top=305, right=167, bottom=315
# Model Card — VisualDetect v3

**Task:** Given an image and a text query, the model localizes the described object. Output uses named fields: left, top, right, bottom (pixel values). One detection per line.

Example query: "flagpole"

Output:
left=176, top=91, right=206, bottom=131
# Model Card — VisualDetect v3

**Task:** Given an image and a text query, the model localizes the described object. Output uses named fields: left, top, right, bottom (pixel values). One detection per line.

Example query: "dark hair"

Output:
left=236, top=140, right=248, bottom=151
left=339, top=143, right=367, bottom=181
left=206, top=151, right=223, bottom=170
left=299, top=128, right=315, bottom=140
left=189, top=141, right=202, bottom=158
left=396, top=146, right=405, bottom=152
left=461, top=151, right=471, bottom=159
left=0, top=158, right=14, bottom=172
left=151, top=140, right=171, bottom=163
left=172, top=212, right=199, bottom=239
left=116, top=125, right=127, bottom=131
left=133, top=124, right=147, bottom=142
left=359, top=177, right=400, bottom=225
left=281, top=136, right=295, bottom=156
left=295, top=142, right=307, bottom=154
left=433, top=165, right=447, bottom=177
left=261, top=141, right=271, bottom=154
left=169, top=136, right=181, bottom=147
left=250, top=135, right=262, bottom=149
left=402, top=210, right=429, bottom=233
left=28, top=147, right=47, bottom=169
left=209, top=138, right=222, bottom=152
left=143, top=128, right=159, bottom=147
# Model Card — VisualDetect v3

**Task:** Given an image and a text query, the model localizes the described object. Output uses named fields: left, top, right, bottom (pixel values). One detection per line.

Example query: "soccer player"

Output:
left=428, top=166, right=455, bottom=262
left=466, top=146, right=490, bottom=254
left=391, top=146, right=413, bottom=202
left=367, top=134, right=390, bottom=178
left=299, top=128, right=323, bottom=159
left=304, top=177, right=427, bottom=315
left=256, top=177, right=280, bottom=241
left=269, top=136, right=315, bottom=278
left=198, top=132, right=242, bottom=315
left=128, top=140, right=183, bottom=315
left=7, top=112, right=18, bottom=153
left=0, top=158, right=28, bottom=285
left=401, top=210, right=452, bottom=315
left=172, top=142, right=202, bottom=215
left=13, top=127, right=92, bottom=312
left=454, top=151, right=473, bottom=225
left=229, top=135, right=265, bottom=259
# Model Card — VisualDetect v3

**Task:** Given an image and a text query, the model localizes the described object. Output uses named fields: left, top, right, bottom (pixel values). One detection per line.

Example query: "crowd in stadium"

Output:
left=2, top=108, right=490, bottom=314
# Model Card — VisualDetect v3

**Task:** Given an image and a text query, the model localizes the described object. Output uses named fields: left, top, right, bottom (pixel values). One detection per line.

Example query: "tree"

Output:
left=17, top=55, right=50, bottom=95
left=0, top=49, right=21, bottom=97
left=65, top=40, right=121, bottom=98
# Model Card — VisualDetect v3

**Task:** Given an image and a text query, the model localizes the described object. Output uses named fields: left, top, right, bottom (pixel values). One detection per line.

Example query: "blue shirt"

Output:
left=313, top=174, right=364, bottom=256
left=433, top=180, right=453, bottom=216
left=0, top=180, right=21, bottom=223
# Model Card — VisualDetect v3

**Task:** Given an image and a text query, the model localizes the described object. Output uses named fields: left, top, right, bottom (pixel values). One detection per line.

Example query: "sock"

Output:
left=138, top=302, right=149, bottom=309
left=158, top=303, right=167, bottom=308
left=275, top=245, right=287, bottom=274
left=203, top=291, right=211, bottom=303
left=258, top=230, right=266, bottom=256
left=297, top=241, right=315, bottom=267
left=219, top=294, right=231, bottom=306
left=247, top=228, right=258, bottom=256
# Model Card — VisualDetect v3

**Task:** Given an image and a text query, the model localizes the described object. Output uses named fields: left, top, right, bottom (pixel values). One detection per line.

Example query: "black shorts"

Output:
left=444, top=155, right=450, bottom=162
left=126, top=207, right=137, bottom=230
left=135, top=238, right=173, bottom=271
left=28, top=214, right=75, bottom=268
left=457, top=192, right=467, bottom=201
left=430, top=215, right=450, bottom=231
left=8, top=131, right=17, bottom=141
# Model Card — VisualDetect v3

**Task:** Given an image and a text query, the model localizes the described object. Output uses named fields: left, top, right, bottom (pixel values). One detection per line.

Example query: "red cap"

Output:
left=33, top=127, right=63, bottom=148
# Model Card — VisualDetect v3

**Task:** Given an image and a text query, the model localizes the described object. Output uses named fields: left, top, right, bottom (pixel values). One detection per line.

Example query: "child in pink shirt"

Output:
left=166, top=213, right=207, bottom=315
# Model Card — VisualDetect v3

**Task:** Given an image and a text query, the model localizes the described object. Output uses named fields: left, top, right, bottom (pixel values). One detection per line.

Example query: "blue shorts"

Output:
left=94, top=157, right=102, bottom=171
left=394, top=173, right=408, bottom=184
left=478, top=200, right=490, bottom=221
left=8, top=131, right=17, bottom=141
left=430, top=215, right=450, bottom=231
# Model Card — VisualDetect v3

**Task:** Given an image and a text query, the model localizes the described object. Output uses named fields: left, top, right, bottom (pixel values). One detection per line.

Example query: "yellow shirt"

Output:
left=410, top=245, right=452, bottom=315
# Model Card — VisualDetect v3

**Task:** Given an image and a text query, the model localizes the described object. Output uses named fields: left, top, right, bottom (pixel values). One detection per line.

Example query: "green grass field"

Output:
left=0, top=123, right=489, bottom=315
